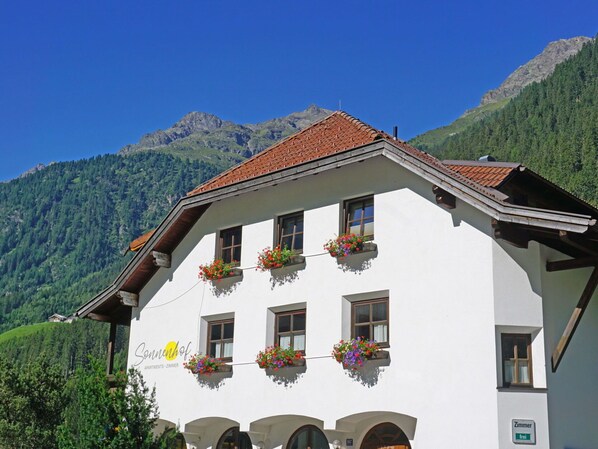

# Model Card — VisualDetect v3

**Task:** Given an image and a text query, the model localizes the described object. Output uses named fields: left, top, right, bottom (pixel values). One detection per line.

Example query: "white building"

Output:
left=77, top=112, right=598, bottom=449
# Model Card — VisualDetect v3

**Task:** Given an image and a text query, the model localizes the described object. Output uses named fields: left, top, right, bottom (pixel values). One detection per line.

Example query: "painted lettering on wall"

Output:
left=133, top=340, right=193, bottom=367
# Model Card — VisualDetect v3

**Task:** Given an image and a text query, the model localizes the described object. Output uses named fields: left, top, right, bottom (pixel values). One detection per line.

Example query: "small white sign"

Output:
left=512, top=419, right=536, bottom=445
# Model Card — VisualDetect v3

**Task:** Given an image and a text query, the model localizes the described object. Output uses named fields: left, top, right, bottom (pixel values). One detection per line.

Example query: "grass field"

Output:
left=0, top=322, right=61, bottom=345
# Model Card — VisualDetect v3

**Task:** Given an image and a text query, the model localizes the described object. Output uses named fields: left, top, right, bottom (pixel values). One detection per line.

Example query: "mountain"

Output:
left=426, top=36, right=598, bottom=206
left=0, top=106, right=330, bottom=371
left=0, top=153, right=219, bottom=333
left=411, top=36, right=592, bottom=152
left=481, top=36, right=592, bottom=105
left=119, top=105, right=331, bottom=169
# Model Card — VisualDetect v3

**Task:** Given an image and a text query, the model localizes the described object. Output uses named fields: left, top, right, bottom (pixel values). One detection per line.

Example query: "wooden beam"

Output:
left=559, top=230, right=598, bottom=257
left=87, top=312, right=113, bottom=323
left=106, top=322, right=117, bottom=375
left=86, top=313, right=130, bottom=326
left=551, top=266, right=598, bottom=372
left=492, top=219, right=529, bottom=249
left=546, top=256, right=598, bottom=272
left=152, top=251, right=171, bottom=268
left=117, top=290, right=139, bottom=307
left=432, top=185, right=456, bottom=209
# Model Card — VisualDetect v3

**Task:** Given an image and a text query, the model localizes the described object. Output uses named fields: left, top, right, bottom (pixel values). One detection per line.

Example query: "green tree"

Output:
left=58, top=361, right=177, bottom=449
left=0, top=358, right=67, bottom=449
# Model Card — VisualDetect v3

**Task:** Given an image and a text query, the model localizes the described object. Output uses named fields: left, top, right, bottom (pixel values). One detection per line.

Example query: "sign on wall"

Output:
left=512, top=419, right=536, bottom=445
left=133, top=340, right=193, bottom=370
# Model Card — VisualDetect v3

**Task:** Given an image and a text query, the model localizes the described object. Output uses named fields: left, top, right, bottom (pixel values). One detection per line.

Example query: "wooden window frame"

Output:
left=343, top=195, right=374, bottom=239
left=276, top=211, right=304, bottom=253
left=501, top=333, right=533, bottom=387
left=218, top=226, right=242, bottom=265
left=207, top=319, right=234, bottom=362
left=351, top=298, right=389, bottom=348
left=275, top=309, right=306, bottom=354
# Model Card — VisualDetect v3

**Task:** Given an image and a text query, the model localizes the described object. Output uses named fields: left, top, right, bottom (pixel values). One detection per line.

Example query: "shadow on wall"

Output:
left=343, top=356, right=391, bottom=387
left=263, top=364, right=307, bottom=387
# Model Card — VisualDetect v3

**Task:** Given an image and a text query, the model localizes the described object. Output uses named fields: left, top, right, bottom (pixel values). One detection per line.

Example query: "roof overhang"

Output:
left=76, top=139, right=597, bottom=322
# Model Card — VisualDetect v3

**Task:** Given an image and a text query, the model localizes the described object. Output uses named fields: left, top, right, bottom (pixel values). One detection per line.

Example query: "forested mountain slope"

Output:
left=431, top=37, right=598, bottom=206
left=411, top=36, right=592, bottom=152
left=0, top=153, right=218, bottom=333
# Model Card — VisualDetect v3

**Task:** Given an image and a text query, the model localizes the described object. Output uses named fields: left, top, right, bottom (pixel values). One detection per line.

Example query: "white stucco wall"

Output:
left=125, top=156, right=595, bottom=449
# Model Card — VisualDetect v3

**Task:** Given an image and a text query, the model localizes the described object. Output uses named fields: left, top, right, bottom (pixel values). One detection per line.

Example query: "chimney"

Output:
left=479, top=155, right=496, bottom=162
left=393, top=126, right=398, bottom=140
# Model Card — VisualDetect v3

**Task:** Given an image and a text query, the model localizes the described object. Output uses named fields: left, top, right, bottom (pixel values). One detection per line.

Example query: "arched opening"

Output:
left=287, top=425, right=329, bottom=449
left=360, top=422, right=411, bottom=449
left=217, top=427, right=252, bottom=449
left=162, top=429, right=187, bottom=449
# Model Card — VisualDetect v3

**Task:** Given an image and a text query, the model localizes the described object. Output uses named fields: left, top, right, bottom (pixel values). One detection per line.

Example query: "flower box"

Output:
left=257, top=246, right=304, bottom=271
left=324, top=234, right=377, bottom=258
left=183, top=354, right=231, bottom=375
left=332, top=338, right=383, bottom=370
left=369, top=349, right=389, bottom=360
left=256, top=345, right=305, bottom=370
left=198, top=259, right=242, bottom=282
left=271, top=255, right=305, bottom=271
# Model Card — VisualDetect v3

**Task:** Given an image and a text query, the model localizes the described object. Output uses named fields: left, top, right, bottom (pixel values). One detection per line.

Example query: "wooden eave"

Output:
left=497, top=167, right=598, bottom=217
left=76, top=205, right=209, bottom=322
left=77, top=138, right=598, bottom=323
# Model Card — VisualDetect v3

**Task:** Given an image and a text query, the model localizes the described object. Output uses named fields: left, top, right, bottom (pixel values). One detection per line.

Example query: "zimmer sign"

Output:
left=133, top=340, right=193, bottom=370
left=512, top=419, right=536, bottom=445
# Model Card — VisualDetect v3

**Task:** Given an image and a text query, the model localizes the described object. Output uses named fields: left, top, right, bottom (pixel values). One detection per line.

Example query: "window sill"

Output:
left=497, top=386, right=547, bottom=393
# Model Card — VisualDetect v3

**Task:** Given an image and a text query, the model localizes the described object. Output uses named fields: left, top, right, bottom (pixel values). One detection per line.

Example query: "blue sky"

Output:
left=0, top=0, right=596, bottom=181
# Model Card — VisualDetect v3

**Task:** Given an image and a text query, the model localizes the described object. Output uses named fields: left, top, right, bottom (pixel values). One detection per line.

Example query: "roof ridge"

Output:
left=443, top=160, right=521, bottom=168
left=187, top=111, right=384, bottom=196
left=335, top=111, right=383, bottom=140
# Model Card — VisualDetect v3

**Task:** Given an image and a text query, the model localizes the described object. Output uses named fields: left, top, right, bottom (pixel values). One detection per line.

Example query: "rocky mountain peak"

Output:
left=118, top=105, right=332, bottom=157
left=481, top=36, right=592, bottom=105
left=173, top=111, right=232, bottom=134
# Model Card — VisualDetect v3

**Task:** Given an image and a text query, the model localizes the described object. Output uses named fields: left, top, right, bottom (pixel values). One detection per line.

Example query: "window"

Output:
left=219, top=226, right=242, bottom=264
left=344, top=196, right=374, bottom=239
left=207, top=319, right=234, bottom=361
left=287, top=425, right=328, bottom=449
left=217, top=428, right=252, bottom=449
left=361, top=423, right=411, bottom=449
left=275, top=310, right=306, bottom=353
left=352, top=298, right=389, bottom=347
left=277, top=212, right=304, bottom=252
left=502, top=334, right=532, bottom=386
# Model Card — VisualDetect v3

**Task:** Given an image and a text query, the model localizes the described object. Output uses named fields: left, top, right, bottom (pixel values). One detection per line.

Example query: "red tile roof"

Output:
left=129, top=229, right=155, bottom=252
left=130, top=113, right=525, bottom=253
left=187, top=111, right=385, bottom=196
left=443, top=161, right=520, bottom=188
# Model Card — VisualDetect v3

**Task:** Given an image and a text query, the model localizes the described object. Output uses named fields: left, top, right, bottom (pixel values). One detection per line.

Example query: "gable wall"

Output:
left=127, top=156, right=539, bottom=449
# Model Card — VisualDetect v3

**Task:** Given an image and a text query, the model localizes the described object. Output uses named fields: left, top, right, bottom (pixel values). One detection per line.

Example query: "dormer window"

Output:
left=344, top=196, right=374, bottom=239
left=219, top=226, right=242, bottom=265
